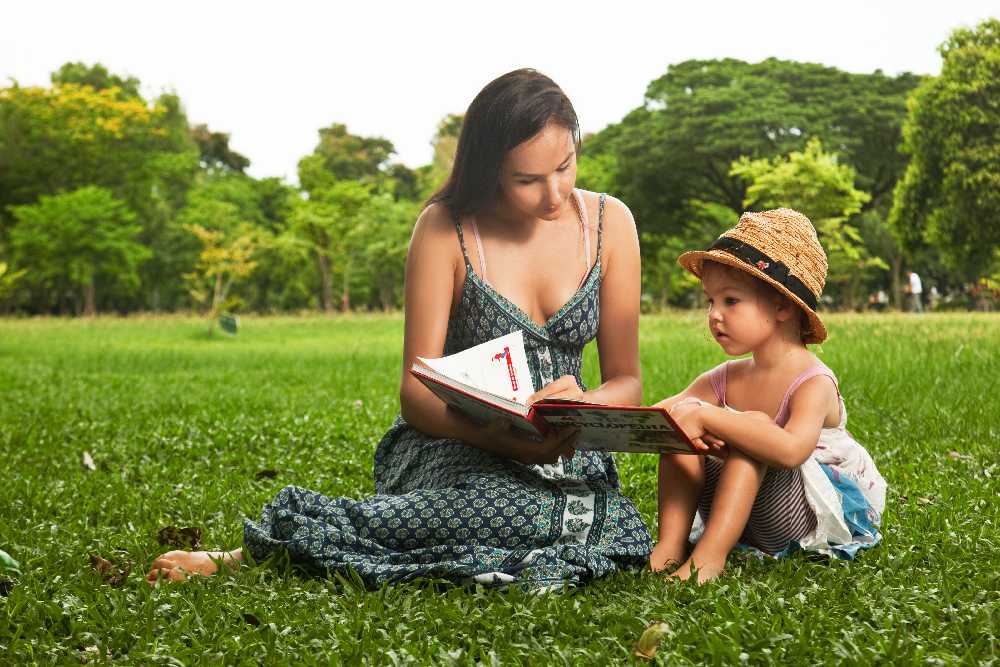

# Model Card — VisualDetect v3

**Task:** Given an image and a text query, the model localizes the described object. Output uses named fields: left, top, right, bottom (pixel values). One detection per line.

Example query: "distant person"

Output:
left=869, top=289, right=888, bottom=312
left=648, top=209, right=886, bottom=582
left=148, top=69, right=651, bottom=589
left=906, top=271, right=923, bottom=313
left=927, top=285, right=940, bottom=311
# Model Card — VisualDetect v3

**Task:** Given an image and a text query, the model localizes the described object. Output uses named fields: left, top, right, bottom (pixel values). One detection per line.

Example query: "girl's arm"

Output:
left=579, top=197, right=643, bottom=405
left=398, top=205, right=573, bottom=464
left=676, top=376, right=837, bottom=468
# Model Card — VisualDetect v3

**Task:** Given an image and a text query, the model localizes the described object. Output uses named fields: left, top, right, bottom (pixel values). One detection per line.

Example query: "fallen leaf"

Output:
left=254, top=469, right=279, bottom=480
left=634, top=621, right=670, bottom=660
left=157, top=526, right=202, bottom=549
left=90, top=554, right=112, bottom=575
left=947, top=451, right=972, bottom=462
left=89, top=553, right=131, bottom=587
left=917, top=496, right=935, bottom=505
left=82, top=451, right=96, bottom=471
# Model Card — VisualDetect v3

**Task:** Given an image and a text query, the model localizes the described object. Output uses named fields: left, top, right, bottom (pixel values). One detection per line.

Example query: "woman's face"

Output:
left=498, top=121, right=577, bottom=221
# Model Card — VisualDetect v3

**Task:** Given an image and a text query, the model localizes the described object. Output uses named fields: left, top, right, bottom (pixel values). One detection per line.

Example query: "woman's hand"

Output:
left=527, top=375, right=585, bottom=405
left=483, top=419, right=578, bottom=465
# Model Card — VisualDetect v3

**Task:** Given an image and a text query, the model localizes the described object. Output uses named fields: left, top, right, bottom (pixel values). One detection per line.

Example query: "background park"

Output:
left=1, top=4, right=998, bottom=664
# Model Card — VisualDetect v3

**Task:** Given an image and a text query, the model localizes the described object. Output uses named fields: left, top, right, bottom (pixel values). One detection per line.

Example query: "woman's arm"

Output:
left=397, top=205, right=573, bottom=464
left=584, top=196, right=643, bottom=406
left=675, top=376, right=837, bottom=468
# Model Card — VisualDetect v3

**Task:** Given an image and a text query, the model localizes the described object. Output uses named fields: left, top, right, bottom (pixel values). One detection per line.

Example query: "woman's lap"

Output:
left=243, top=419, right=651, bottom=587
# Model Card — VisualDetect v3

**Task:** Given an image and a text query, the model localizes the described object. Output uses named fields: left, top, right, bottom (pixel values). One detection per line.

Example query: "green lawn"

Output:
left=1, top=313, right=997, bottom=664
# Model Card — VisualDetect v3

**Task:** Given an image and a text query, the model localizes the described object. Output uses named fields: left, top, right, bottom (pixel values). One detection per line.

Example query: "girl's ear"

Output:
left=773, top=295, right=797, bottom=323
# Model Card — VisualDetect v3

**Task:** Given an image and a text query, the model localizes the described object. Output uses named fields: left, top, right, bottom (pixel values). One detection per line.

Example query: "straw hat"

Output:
left=677, top=208, right=828, bottom=344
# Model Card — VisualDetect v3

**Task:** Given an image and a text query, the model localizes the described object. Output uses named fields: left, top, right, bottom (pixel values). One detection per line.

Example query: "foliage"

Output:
left=7, top=186, right=149, bottom=315
left=191, top=124, right=251, bottom=174
left=0, top=261, right=26, bottom=307
left=0, top=314, right=997, bottom=662
left=584, top=59, right=920, bottom=236
left=0, top=80, right=198, bottom=219
left=50, top=61, right=142, bottom=99
left=297, top=123, right=396, bottom=195
left=731, top=138, right=881, bottom=307
left=183, top=223, right=259, bottom=331
left=889, top=18, right=1000, bottom=280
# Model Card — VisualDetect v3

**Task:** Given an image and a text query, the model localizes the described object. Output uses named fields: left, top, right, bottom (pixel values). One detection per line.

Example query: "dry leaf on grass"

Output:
left=89, top=553, right=131, bottom=586
left=82, top=452, right=96, bottom=471
left=634, top=621, right=670, bottom=660
left=157, top=526, right=203, bottom=549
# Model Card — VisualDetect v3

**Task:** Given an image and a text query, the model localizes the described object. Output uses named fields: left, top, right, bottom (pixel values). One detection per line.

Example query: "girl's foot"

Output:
left=667, top=556, right=725, bottom=584
left=649, top=542, right=687, bottom=573
left=146, top=549, right=242, bottom=584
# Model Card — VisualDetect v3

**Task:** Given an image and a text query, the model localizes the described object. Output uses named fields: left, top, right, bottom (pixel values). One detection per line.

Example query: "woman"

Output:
left=148, top=69, right=651, bottom=588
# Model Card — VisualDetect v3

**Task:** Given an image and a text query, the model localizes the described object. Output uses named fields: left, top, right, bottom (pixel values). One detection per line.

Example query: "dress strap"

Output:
left=469, top=218, right=490, bottom=286
left=574, top=190, right=592, bottom=289
left=453, top=215, right=474, bottom=271
left=708, top=361, right=729, bottom=406
left=596, top=193, right=607, bottom=263
left=774, top=365, right=840, bottom=427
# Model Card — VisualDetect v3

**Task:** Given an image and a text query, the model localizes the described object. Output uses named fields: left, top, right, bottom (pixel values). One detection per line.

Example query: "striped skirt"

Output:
left=698, top=458, right=817, bottom=555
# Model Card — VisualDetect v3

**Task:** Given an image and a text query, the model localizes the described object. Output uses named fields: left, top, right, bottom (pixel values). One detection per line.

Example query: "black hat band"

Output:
left=708, top=236, right=819, bottom=311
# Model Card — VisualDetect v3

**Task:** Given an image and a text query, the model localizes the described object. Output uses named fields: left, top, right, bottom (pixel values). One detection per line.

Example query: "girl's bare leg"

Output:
left=650, top=453, right=705, bottom=572
left=671, top=449, right=765, bottom=583
left=146, top=548, right=244, bottom=584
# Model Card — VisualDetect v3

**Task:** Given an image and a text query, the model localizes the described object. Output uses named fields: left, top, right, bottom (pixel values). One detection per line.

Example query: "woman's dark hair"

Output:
left=428, top=69, right=580, bottom=218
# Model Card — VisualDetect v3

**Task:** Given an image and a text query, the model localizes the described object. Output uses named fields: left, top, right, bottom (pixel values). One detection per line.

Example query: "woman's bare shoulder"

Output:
left=410, top=202, right=460, bottom=251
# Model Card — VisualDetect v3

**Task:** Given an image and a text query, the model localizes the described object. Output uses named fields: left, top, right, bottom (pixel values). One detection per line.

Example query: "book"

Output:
left=410, top=331, right=698, bottom=454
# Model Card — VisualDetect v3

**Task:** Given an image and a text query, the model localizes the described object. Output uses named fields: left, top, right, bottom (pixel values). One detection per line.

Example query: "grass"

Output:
left=0, top=312, right=997, bottom=665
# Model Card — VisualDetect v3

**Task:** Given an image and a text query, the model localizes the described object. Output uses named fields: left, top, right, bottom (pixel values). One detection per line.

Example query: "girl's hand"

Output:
left=669, top=399, right=727, bottom=455
left=671, top=404, right=727, bottom=454
left=527, top=375, right=584, bottom=405
left=483, top=419, right=578, bottom=465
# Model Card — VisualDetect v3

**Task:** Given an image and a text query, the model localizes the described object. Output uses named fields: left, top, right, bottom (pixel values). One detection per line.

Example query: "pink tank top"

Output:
left=708, top=361, right=840, bottom=427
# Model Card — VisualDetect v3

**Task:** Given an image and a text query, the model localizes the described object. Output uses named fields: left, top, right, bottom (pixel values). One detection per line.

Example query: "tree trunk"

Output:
left=341, top=261, right=351, bottom=312
left=316, top=252, right=333, bottom=312
left=890, top=255, right=903, bottom=310
left=82, top=282, right=97, bottom=317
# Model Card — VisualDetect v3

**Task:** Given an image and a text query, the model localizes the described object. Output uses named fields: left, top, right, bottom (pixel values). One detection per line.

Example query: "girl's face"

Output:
left=498, top=121, right=577, bottom=221
left=701, top=264, right=783, bottom=356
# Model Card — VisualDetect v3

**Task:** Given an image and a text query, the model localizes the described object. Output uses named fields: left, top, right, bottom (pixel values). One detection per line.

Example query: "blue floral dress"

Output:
left=243, top=193, right=653, bottom=588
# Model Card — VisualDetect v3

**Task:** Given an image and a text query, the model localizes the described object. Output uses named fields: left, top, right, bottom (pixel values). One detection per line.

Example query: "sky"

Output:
left=4, top=1, right=997, bottom=183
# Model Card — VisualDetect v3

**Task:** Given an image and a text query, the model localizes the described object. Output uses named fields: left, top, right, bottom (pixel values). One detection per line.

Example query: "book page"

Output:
left=417, top=330, right=535, bottom=404
left=534, top=404, right=695, bottom=454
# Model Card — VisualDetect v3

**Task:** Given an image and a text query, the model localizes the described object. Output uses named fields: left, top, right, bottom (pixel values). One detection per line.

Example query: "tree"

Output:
left=889, top=18, right=1000, bottom=280
left=731, top=138, right=879, bottom=309
left=289, top=181, right=372, bottom=311
left=0, top=262, right=26, bottom=312
left=183, top=224, right=258, bottom=332
left=583, top=59, right=920, bottom=239
left=8, top=186, right=149, bottom=315
left=191, top=124, right=251, bottom=174
left=297, top=124, right=395, bottom=195
left=50, top=62, right=142, bottom=99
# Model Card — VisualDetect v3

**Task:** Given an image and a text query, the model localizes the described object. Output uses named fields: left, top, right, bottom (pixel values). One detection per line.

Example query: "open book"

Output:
left=410, top=331, right=698, bottom=454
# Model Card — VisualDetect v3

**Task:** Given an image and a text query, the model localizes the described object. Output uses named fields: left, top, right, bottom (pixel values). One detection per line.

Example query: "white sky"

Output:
left=4, top=1, right=996, bottom=183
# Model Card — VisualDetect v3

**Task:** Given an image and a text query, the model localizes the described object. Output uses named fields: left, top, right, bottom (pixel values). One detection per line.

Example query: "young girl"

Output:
left=649, top=208, right=886, bottom=582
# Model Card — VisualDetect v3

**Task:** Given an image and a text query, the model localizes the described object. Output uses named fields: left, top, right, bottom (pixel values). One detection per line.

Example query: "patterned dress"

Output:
left=244, top=192, right=653, bottom=588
